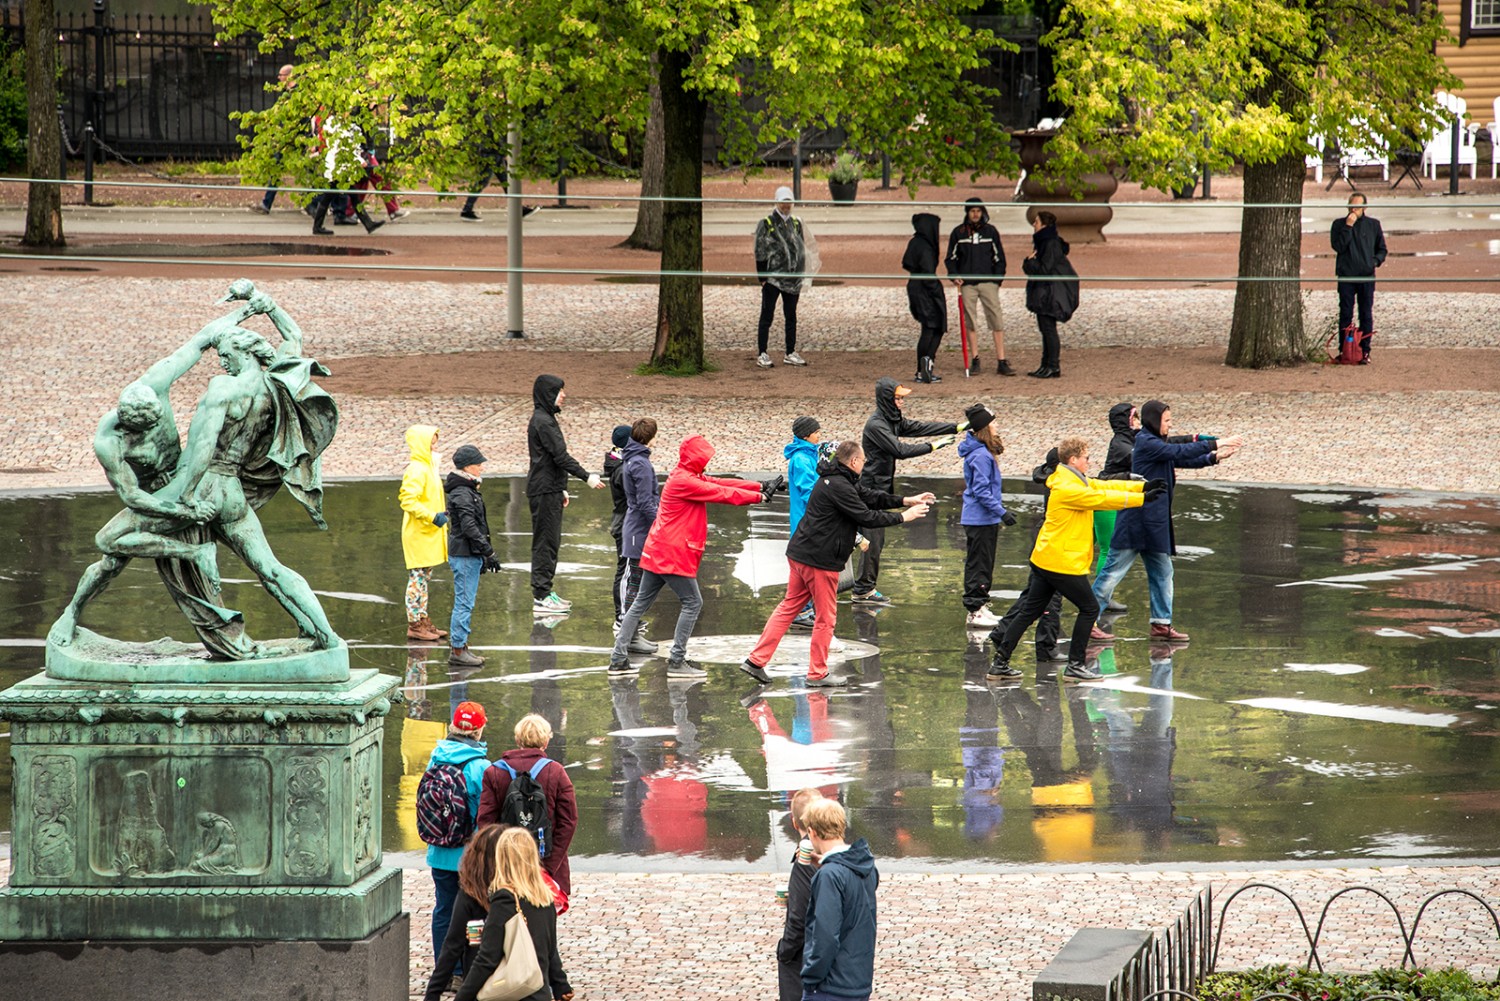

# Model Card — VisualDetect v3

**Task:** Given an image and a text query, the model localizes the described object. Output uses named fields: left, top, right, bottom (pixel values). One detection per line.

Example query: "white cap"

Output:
left=774, top=186, right=794, bottom=204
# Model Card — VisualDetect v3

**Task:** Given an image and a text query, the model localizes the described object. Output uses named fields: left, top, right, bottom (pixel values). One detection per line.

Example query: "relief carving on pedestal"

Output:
left=113, top=768, right=176, bottom=875
left=353, top=745, right=377, bottom=870
left=189, top=811, right=244, bottom=874
left=31, top=756, right=76, bottom=878
left=284, top=755, right=329, bottom=877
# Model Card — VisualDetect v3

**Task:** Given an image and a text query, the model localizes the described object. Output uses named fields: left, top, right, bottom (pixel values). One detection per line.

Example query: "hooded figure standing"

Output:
left=903, top=212, right=948, bottom=384
left=1021, top=210, right=1079, bottom=379
left=852, top=377, right=960, bottom=605
left=754, top=186, right=809, bottom=369
left=399, top=424, right=449, bottom=641
left=527, top=374, right=603, bottom=616
left=946, top=197, right=1014, bottom=376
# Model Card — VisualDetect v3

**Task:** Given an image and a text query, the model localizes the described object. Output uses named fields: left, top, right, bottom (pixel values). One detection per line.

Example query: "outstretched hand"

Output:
left=904, top=492, right=936, bottom=506
left=902, top=502, right=930, bottom=522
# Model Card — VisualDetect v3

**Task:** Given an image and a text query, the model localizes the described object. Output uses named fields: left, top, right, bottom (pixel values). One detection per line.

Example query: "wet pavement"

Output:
left=1, top=477, right=1498, bottom=872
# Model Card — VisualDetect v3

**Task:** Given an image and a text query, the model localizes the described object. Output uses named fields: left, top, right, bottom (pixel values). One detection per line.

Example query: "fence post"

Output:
left=91, top=0, right=107, bottom=157
left=83, top=123, right=95, bottom=205
left=792, top=130, right=802, bottom=202
left=506, top=120, right=524, bottom=339
left=880, top=153, right=892, bottom=190
left=1448, top=114, right=1460, bottom=196
left=557, top=155, right=567, bottom=208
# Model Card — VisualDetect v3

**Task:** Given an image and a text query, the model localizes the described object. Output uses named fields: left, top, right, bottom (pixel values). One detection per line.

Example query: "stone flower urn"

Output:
left=1013, top=129, right=1118, bottom=243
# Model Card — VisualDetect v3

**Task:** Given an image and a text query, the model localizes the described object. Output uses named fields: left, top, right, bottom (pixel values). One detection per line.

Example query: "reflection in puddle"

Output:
left=1282, top=662, right=1369, bottom=675
left=1233, top=697, right=1459, bottom=728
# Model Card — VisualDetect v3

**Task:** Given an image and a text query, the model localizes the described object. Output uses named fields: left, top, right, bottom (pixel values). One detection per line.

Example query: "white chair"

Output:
left=1488, top=95, right=1499, bottom=179
left=1306, top=135, right=1325, bottom=182
left=1339, top=118, right=1389, bottom=181
left=1421, top=93, right=1478, bottom=180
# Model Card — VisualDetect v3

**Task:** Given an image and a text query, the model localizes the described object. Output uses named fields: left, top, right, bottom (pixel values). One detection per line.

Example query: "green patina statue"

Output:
left=48, top=279, right=341, bottom=663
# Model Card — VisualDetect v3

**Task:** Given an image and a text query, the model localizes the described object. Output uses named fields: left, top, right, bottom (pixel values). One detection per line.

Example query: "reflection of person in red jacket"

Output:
left=608, top=434, right=765, bottom=680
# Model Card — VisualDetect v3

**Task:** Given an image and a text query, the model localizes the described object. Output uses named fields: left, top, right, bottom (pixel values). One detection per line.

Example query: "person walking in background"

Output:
left=1022, top=210, right=1079, bottom=379
left=786, top=415, right=823, bottom=630
left=959, top=404, right=1016, bottom=630
left=609, top=435, right=768, bottom=679
left=989, top=437, right=1152, bottom=682
left=399, top=424, right=448, bottom=642
left=605, top=424, right=633, bottom=623
left=800, top=799, right=880, bottom=1001
left=418, top=702, right=490, bottom=980
left=617, top=418, right=660, bottom=655
left=477, top=713, right=579, bottom=896
left=1330, top=192, right=1386, bottom=364
left=852, top=377, right=960, bottom=606
left=946, top=197, right=1015, bottom=376
left=310, top=111, right=385, bottom=235
left=527, top=374, right=603, bottom=616
left=903, top=212, right=948, bottom=384
left=251, top=64, right=295, bottom=214
left=776, top=788, right=825, bottom=1001
left=754, top=186, right=809, bottom=369
left=445, top=444, right=500, bottom=668
left=1092, top=401, right=1242, bottom=643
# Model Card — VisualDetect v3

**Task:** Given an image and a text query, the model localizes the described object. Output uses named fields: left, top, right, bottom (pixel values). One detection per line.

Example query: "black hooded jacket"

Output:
left=859, top=376, right=957, bottom=493
left=945, top=197, right=1006, bottom=284
left=604, top=448, right=626, bottom=538
left=1022, top=223, right=1080, bottom=321
left=902, top=212, right=948, bottom=330
left=444, top=471, right=495, bottom=559
left=1100, top=401, right=1196, bottom=480
left=786, top=458, right=906, bottom=572
left=527, top=374, right=591, bottom=495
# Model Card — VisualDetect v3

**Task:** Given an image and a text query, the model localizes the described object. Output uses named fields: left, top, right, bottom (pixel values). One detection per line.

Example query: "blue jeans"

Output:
left=1091, top=548, right=1174, bottom=624
left=449, top=555, right=482, bottom=647
left=612, top=570, right=702, bottom=663
left=431, top=867, right=462, bottom=974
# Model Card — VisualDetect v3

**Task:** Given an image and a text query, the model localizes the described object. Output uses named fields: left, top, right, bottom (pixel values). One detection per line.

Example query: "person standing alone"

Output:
left=754, top=186, right=809, bottom=369
left=1022, top=211, right=1079, bottom=379
left=446, top=445, right=500, bottom=667
left=946, top=197, right=1014, bottom=376
left=903, top=213, right=948, bottom=384
left=399, top=424, right=449, bottom=641
left=527, top=374, right=603, bottom=616
left=1329, top=192, right=1386, bottom=364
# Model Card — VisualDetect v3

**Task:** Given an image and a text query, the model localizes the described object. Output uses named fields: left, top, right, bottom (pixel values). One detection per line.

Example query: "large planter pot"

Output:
left=828, top=179, right=859, bottom=203
left=1012, top=129, right=1118, bottom=243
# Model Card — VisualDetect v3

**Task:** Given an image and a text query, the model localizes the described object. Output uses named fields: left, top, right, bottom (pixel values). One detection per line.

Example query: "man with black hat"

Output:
left=946, top=197, right=1014, bottom=376
left=445, top=445, right=500, bottom=668
left=528, top=374, right=603, bottom=617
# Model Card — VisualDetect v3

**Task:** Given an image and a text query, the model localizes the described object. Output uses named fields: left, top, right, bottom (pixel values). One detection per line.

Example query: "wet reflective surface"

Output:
left=2, top=479, right=1498, bottom=869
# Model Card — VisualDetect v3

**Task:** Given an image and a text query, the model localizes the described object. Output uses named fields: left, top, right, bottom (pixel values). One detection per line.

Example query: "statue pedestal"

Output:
left=0, top=667, right=407, bottom=1001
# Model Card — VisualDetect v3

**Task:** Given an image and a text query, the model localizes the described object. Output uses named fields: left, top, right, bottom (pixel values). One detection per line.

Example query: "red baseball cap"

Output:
left=452, top=701, right=487, bottom=732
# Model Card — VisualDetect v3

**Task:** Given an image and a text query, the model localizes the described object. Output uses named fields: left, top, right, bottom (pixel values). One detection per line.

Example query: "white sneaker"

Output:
left=534, top=592, right=571, bottom=615
left=757, top=352, right=773, bottom=369
left=784, top=352, right=807, bottom=366
left=966, top=605, right=1001, bottom=628
left=828, top=636, right=846, bottom=653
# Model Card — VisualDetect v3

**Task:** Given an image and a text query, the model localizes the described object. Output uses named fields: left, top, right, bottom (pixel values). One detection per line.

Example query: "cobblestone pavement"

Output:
left=3, top=276, right=1499, bottom=495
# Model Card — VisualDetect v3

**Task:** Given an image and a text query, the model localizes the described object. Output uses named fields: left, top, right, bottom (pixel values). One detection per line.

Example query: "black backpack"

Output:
left=415, top=757, right=479, bottom=848
left=497, top=759, right=553, bottom=858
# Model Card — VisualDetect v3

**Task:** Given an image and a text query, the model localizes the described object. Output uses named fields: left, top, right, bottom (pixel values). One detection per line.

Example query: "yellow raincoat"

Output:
left=1031, top=465, right=1144, bottom=576
left=399, top=425, right=447, bottom=569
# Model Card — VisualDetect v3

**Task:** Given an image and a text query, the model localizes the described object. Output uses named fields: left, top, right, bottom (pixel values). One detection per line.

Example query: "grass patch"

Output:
left=634, top=358, right=721, bottom=378
left=152, top=158, right=243, bottom=177
left=1198, top=965, right=1500, bottom=1000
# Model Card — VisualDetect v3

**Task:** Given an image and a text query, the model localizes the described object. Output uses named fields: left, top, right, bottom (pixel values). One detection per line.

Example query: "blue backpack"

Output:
left=497, top=759, right=554, bottom=858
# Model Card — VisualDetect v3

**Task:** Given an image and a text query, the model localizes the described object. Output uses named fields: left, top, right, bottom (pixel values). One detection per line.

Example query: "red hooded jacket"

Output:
left=639, top=435, right=762, bottom=577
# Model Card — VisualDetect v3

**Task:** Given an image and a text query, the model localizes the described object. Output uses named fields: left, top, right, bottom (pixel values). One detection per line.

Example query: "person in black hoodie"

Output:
left=446, top=444, right=500, bottom=668
left=852, top=377, right=959, bottom=605
left=604, top=424, right=632, bottom=622
left=946, top=196, right=1014, bottom=376
left=527, top=374, right=603, bottom=617
left=1329, top=192, right=1386, bottom=363
left=800, top=798, right=879, bottom=1001
left=903, top=212, right=948, bottom=383
left=1022, top=210, right=1080, bottom=379
left=988, top=446, right=1067, bottom=674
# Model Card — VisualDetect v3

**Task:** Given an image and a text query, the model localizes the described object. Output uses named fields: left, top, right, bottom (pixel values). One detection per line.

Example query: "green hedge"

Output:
left=1199, top=965, right=1500, bottom=1001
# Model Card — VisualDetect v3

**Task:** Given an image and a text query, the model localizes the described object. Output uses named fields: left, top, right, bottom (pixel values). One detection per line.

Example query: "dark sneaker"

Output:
left=739, top=659, right=772, bottom=684
left=805, top=674, right=849, bottom=687
left=448, top=645, right=484, bottom=667
left=460, top=210, right=482, bottom=221
left=998, top=359, right=1017, bottom=376
left=1038, top=645, right=1071, bottom=662
left=608, top=658, right=639, bottom=676
left=851, top=590, right=892, bottom=606
left=1063, top=661, right=1103, bottom=682
left=666, top=658, right=708, bottom=679
left=987, top=657, right=1021, bottom=679
left=626, top=632, right=659, bottom=654
left=789, top=611, right=816, bottom=631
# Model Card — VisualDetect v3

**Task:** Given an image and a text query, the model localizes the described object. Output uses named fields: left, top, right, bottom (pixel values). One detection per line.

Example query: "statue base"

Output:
left=46, top=626, right=351, bottom=684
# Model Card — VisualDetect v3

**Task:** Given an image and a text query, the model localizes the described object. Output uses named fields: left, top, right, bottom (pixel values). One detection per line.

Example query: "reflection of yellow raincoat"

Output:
left=1032, top=466, right=1144, bottom=575
left=1032, top=779, right=1096, bottom=861
left=396, top=715, right=448, bottom=851
left=400, top=425, right=447, bottom=569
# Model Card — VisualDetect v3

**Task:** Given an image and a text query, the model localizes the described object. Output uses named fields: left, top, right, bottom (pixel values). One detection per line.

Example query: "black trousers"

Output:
left=854, top=525, right=885, bottom=595
left=529, top=491, right=565, bottom=600
left=619, top=559, right=645, bottom=624
left=993, top=562, right=1098, bottom=664
left=916, top=323, right=944, bottom=366
left=991, top=568, right=1061, bottom=656
left=963, top=524, right=999, bottom=611
left=1036, top=314, right=1060, bottom=369
left=1337, top=279, right=1375, bottom=353
left=757, top=283, right=799, bottom=354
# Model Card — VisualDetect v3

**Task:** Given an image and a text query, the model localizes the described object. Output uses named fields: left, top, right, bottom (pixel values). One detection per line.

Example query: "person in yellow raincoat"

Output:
left=400, top=425, right=449, bottom=641
left=988, top=436, right=1160, bottom=682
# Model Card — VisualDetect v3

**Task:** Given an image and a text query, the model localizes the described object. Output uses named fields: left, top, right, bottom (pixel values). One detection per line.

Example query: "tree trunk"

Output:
left=649, top=46, right=705, bottom=374
left=23, top=0, right=64, bottom=247
left=1225, top=152, right=1306, bottom=367
left=624, top=54, right=664, bottom=252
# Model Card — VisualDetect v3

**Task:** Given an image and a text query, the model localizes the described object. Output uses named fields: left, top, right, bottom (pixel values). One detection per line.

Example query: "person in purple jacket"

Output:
left=959, top=404, right=1017, bottom=630
left=616, top=417, right=660, bottom=655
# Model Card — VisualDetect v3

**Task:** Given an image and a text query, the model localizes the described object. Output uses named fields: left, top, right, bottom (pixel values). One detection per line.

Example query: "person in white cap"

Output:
left=754, top=186, right=809, bottom=369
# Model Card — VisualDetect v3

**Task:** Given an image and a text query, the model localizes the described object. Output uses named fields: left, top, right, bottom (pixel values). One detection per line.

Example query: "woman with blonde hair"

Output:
left=454, top=828, right=572, bottom=1001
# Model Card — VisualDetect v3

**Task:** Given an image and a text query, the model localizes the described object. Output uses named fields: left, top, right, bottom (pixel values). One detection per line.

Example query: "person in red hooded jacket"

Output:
left=608, top=434, right=767, bottom=680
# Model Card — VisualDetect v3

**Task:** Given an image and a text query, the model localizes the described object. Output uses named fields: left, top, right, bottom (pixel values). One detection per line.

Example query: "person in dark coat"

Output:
left=741, top=440, right=932, bottom=687
left=1021, top=210, right=1079, bottom=379
left=527, top=374, right=603, bottom=617
left=1329, top=192, right=1387, bottom=363
left=616, top=418, right=660, bottom=654
left=446, top=445, right=499, bottom=667
left=776, top=789, right=825, bottom=1001
left=800, top=799, right=880, bottom=1001
left=453, top=828, right=572, bottom=1001
left=1092, top=400, right=1242, bottom=643
left=476, top=713, right=579, bottom=895
left=902, top=212, right=948, bottom=383
left=852, top=377, right=959, bottom=605
left=604, top=424, right=632, bottom=622
left=945, top=196, right=1014, bottom=376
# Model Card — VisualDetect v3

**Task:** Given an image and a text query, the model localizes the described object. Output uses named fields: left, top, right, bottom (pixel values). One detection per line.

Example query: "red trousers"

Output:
left=749, top=559, right=839, bottom=678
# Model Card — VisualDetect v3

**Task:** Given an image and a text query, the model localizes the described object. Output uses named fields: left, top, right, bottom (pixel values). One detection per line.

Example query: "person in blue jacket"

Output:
left=1092, top=400, right=1242, bottom=642
left=422, top=701, right=491, bottom=978
left=959, top=404, right=1017, bottom=629
left=616, top=417, right=661, bottom=655
left=786, top=416, right=823, bottom=629
left=800, top=798, right=879, bottom=1001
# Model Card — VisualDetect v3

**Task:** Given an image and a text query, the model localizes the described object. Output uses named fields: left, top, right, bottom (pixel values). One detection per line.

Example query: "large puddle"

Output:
left=1, top=479, right=1497, bottom=871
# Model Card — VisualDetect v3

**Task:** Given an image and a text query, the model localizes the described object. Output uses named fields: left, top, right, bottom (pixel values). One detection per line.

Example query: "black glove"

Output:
left=1145, top=478, right=1168, bottom=493
left=481, top=554, right=503, bottom=573
left=433, top=512, right=449, bottom=528
left=1001, top=511, right=1017, bottom=527
left=1144, top=486, right=1167, bottom=503
left=760, top=475, right=787, bottom=500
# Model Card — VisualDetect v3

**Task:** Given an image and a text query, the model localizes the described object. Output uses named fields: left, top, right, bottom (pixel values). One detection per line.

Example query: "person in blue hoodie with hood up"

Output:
left=800, top=798, right=879, bottom=1001
left=421, top=701, right=492, bottom=979
left=786, top=415, right=823, bottom=629
left=959, top=404, right=1017, bottom=631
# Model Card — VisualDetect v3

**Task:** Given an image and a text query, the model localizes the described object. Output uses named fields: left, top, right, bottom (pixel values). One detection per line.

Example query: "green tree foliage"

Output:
left=0, top=42, right=26, bottom=171
left=195, top=0, right=1014, bottom=373
left=1038, top=0, right=1456, bottom=368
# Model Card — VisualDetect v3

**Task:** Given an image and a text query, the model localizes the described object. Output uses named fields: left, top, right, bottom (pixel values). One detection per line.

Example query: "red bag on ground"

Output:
left=1328, top=324, right=1365, bottom=365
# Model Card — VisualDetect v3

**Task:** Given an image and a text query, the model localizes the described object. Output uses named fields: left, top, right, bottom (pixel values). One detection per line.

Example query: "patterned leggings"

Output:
left=405, top=567, right=434, bottom=622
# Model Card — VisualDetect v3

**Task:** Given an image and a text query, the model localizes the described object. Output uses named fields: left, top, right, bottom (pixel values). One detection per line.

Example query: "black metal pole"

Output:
left=92, top=0, right=107, bottom=160
left=881, top=152, right=892, bottom=190
left=792, top=131, right=802, bottom=202
left=83, top=123, right=95, bottom=204
left=557, top=155, right=567, bottom=208
left=1199, top=164, right=1211, bottom=199
left=1448, top=114, right=1460, bottom=196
